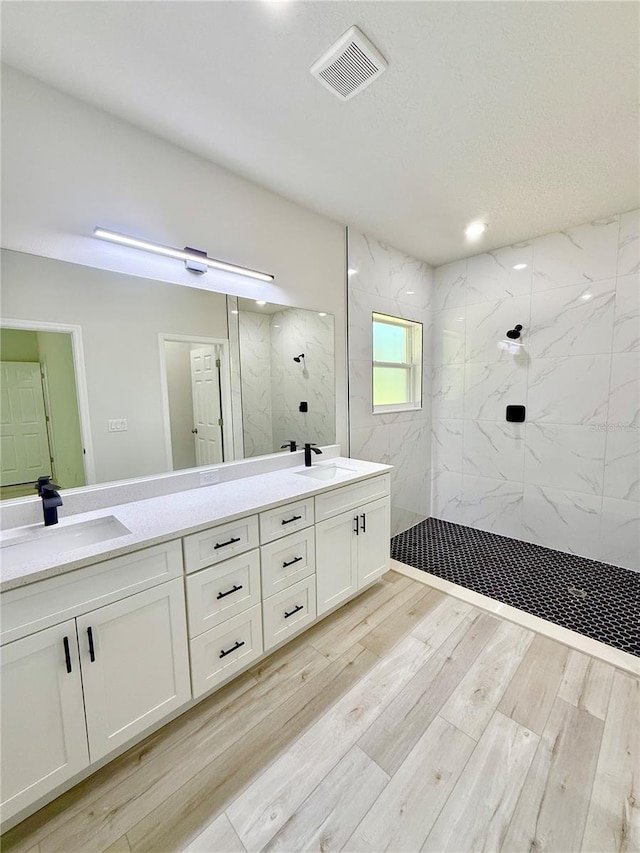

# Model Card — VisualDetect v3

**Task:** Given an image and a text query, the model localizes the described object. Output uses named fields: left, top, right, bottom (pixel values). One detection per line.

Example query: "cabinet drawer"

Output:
left=314, top=474, right=391, bottom=522
left=183, top=515, right=259, bottom=573
left=0, top=541, right=183, bottom=646
left=190, top=604, right=263, bottom=698
left=261, top=529, right=315, bottom=598
left=186, top=549, right=261, bottom=638
left=263, top=576, right=316, bottom=651
left=259, top=498, right=314, bottom=544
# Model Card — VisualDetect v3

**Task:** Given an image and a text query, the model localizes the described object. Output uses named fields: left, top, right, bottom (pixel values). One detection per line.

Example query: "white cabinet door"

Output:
left=77, top=579, right=191, bottom=761
left=315, top=510, right=358, bottom=616
left=0, top=620, right=89, bottom=823
left=356, top=497, right=391, bottom=587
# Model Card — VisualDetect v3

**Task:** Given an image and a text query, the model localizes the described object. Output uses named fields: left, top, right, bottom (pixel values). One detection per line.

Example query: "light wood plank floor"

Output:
left=2, top=571, right=638, bottom=853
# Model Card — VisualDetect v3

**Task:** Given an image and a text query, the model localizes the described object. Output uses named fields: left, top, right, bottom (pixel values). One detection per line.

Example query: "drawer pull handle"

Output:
left=281, top=514, right=302, bottom=526
left=284, top=604, right=304, bottom=619
left=360, top=513, right=366, bottom=533
left=219, top=640, right=245, bottom=659
left=87, top=627, right=96, bottom=663
left=217, top=583, right=243, bottom=600
left=63, top=636, right=72, bottom=674
left=282, top=556, right=303, bottom=568
left=354, top=516, right=360, bottom=535
left=214, top=536, right=241, bottom=550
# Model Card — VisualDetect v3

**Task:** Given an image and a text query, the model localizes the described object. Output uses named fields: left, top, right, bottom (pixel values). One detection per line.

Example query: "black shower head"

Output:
left=506, top=324, right=523, bottom=340
left=293, top=353, right=305, bottom=363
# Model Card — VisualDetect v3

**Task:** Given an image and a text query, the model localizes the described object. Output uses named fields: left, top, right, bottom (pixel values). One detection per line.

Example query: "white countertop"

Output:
left=0, top=457, right=391, bottom=592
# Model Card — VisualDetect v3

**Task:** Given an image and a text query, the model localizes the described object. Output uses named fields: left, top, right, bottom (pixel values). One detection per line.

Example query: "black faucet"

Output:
left=36, top=476, right=63, bottom=526
left=281, top=440, right=298, bottom=452
left=304, top=443, right=322, bottom=467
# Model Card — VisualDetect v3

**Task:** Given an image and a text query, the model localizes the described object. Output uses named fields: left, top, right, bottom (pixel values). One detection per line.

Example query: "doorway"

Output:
left=159, top=335, right=233, bottom=471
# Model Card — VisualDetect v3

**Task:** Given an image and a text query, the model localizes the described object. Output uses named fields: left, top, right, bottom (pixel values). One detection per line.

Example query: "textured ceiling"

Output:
left=2, top=1, right=638, bottom=265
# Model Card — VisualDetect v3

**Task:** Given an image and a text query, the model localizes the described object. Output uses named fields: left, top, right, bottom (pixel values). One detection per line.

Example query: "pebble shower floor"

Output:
left=391, top=517, right=640, bottom=657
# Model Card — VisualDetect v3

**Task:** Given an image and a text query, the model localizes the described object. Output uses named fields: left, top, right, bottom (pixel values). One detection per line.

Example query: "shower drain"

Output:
left=567, top=585, right=588, bottom=599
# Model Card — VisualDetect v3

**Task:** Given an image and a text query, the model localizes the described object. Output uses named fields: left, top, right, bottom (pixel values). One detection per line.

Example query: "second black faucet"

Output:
left=304, top=443, right=322, bottom=467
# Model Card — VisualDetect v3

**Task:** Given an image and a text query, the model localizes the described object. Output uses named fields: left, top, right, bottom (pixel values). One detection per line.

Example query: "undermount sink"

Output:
left=0, top=516, right=131, bottom=568
left=297, top=463, right=358, bottom=481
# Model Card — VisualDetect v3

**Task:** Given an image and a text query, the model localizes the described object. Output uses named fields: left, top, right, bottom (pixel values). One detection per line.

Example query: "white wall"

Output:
left=431, top=210, right=640, bottom=571
left=1, top=65, right=348, bottom=453
left=164, top=341, right=197, bottom=471
left=2, top=250, right=228, bottom=483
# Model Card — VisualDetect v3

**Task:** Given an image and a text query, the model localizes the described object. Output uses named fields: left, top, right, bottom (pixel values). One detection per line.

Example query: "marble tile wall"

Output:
left=238, top=311, right=274, bottom=457
left=431, top=210, right=640, bottom=571
left=347, top=229, right=434, bottom=536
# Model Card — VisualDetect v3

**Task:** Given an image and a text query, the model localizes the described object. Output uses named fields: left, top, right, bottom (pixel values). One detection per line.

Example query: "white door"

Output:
left=0, top=620, right=89, bottom=823
left=190, top=346, right=223, bottom=465
left=77, top=579, right=191, bottom=762
left=315, top=510, right=359, bottom=616
left=357, top=497, right=391, bottom=588
left=0, top=361, right=51, bottom=486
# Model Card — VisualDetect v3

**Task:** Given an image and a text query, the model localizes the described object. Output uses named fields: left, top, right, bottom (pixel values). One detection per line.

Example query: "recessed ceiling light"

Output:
left=513, top=263, right=528, bottom=270
left=255, top=300, right=267, bottom=307
left=405, top=291, right=415, bottom=295
left=318, top=312, right=327, bottom=317
left=348, top=268, right=357, bottom=276
left=464, top=221, right=488, bottom=240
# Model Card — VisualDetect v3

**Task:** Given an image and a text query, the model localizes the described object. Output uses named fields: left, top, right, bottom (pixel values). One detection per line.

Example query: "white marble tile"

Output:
left=529, top=279, right=616, bottom=358
left=466, top=243, right=533, bottom=304
left=527, top=355, right=610, bottom=424
left=350, top=425, right=391, bottom=466
left=532, top=216, right=619, bottom=291
left=433, top=259, right=467, bottom=312
left=432, top=308, right=466, bottom=365
left=465, top=294, right=531, bottom=364
left=432, top=364, right=465, bottom=419
left=613, top=274, right=640, bottom=353
left=463, top=360, right=528, bottom=421
left=348, top=230, right=389, bottom=297
left=391, top=506, right=424, bottom=538
left=599, top=497, right=640, bottom=571
left=431, top=418, right=463, bottom=473
left=389, top=419, right=429, bottom=482
left=462, top=475, right=523, bottom=539
left=308, top=412, right=336, bottom=447
left=603, top=427, right=640, bottom=502
left=608, top=353, right=640, bottom=428
left=349, top=359, right=375, bottom=429
left=389, top=248, right=432, bottom=310
left=431, top=470, right=464, bottom=523
left=522, top=484, right=602, bottom=559
left=463, top=420, right=525, bottom=482
left=617, top=209, right=640, bottom=277
left=348, top=288, right=379, bottom=362
left=393, top=471, right=431, bottom=517
left=524, top=423, right=606, bottom=495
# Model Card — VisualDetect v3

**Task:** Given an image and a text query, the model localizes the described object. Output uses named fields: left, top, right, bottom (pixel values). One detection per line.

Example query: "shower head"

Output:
left=505, top=324, right=523, bottom=340
left=293, top=353, right=305, bottom=363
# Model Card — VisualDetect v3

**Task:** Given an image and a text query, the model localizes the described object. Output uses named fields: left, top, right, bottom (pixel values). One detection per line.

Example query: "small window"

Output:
left=372, top=313, right=423, bottom=413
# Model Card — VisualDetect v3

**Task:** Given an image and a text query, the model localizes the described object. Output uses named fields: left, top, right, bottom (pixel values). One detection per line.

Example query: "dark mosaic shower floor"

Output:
left=391, top=518, right=640, bottom=657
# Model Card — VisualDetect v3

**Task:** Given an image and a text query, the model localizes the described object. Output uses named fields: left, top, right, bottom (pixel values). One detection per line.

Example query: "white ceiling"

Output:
left=2, top=1, right=638, bottom=266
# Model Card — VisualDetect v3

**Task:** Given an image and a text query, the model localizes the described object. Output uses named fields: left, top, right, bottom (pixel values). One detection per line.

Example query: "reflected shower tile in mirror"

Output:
left=617, top=209, right=640, bottom=277
left=466, top=243, right=532, bottom=304
left=529, top=279, right=615, bottom=358
left=532, top=216, right=619, bottom=291
left=524, top=423, right=606, bottom=495
left=527, top=355, right=610, bottom=424
left=613, top=274, right=640, bottom=353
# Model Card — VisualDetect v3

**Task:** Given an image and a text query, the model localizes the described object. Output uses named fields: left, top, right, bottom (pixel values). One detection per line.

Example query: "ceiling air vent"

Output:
left=310, top=26, right=387, bottom=102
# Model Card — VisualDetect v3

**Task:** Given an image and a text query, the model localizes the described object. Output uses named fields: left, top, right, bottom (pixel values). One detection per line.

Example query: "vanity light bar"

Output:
left=93, top=227, right=274, bottom=283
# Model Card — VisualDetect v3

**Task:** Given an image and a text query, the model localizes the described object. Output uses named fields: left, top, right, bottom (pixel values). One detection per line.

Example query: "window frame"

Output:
left=371, top=312, right=423, bottom=414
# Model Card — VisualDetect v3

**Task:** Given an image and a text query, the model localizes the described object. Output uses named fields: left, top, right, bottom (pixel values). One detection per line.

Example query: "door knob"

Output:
left=192, top=428, right=198, bottom=434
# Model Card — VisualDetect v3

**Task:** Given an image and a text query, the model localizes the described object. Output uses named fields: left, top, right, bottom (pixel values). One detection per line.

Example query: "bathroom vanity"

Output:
left=0, top=456, right=391, bottom=828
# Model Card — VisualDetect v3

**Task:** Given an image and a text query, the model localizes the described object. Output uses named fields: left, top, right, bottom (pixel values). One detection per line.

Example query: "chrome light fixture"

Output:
left=93, top=227, right=274, bottom=283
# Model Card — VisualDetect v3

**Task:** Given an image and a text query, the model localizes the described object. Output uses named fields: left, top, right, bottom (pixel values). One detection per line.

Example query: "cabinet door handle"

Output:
left=282, top=556, right=303, bottom=568
left=360, top=513, right=366, bottom=533
left=63, top=636, right=72, bottom=674
left=87, top=627, right=96, bottom=663
left=284, top=604, right=304, bottom=619
left=217, top=583, right=243, bottom=600
left=214, top=536, right=241, bottom=550
left=219, top=640, right=245, bottom=659
left=354, top=516, right=359, bottom=535
left=281, top=514, right=302, bottom=526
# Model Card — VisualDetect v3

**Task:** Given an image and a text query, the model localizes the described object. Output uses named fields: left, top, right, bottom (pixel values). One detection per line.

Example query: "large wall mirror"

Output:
left=0, top=249, right=335, bottom=499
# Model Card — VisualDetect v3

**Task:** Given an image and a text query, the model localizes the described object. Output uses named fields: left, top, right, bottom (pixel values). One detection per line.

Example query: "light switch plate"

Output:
left=108, top=419, right=128, bottom=432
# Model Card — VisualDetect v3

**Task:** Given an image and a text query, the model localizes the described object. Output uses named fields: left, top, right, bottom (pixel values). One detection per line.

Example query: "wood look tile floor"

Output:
left=2, top=571, right=638, bottom=853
